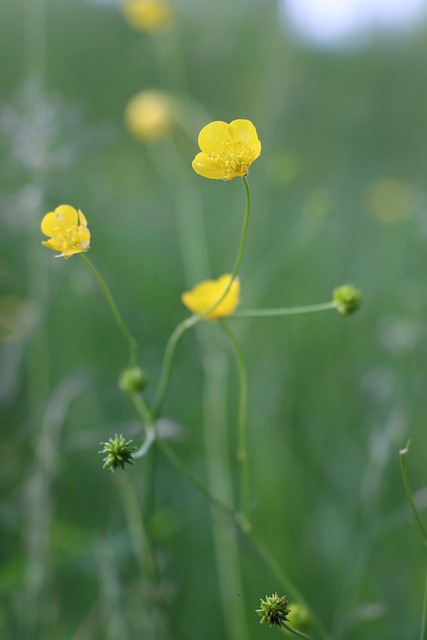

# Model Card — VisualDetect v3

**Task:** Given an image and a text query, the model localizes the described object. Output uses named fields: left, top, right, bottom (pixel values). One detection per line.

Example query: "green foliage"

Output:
left=2, top=1, right=427, bottom=639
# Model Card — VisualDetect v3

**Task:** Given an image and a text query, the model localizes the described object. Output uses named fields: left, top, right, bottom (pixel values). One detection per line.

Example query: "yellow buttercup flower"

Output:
left=181, top=274, right=240, bottom=319
left=121, top=0, right=173, bottom=33
left=41, top=205, right=90, bottom=258
left=125, top=90, right=175, bottom=141
left=192, top=119, right=261, bottom=180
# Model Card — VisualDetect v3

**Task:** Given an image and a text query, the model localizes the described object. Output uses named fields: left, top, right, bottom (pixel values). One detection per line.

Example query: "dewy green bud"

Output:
left=333, top=284, right=362, bottom=316
left=99, top=434, right=137, bottom=472
left=256, top=593, right=290, bottom=628
left=119, top=366, right=148, bottom=393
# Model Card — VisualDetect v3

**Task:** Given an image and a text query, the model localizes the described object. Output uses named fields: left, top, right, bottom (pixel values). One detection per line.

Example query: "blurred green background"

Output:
left=2, top=0, right=427, bottom=638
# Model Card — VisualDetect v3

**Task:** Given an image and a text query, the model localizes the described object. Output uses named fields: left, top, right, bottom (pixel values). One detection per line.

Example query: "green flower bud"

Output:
left=119, top=366, right=148, bottom=393
left=257, top=593, right=290, bottom=628
left=287, top=603, right=311, bottom=631
left=333, top=284, right=362, bottom=316
left=99, top=434, right=137, bottom=472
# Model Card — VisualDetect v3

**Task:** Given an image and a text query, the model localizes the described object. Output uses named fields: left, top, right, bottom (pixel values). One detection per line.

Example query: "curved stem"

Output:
left=79, top=253, right=139, bottom=367
left=249, top=529, right=334, bottom=640
left=153, top=176, right=252, bottom=417
left=281, top=622, right=312, bottom=640
left=230, top=176, right=251, bottom=281
left=133, top=423, right=157, bottom=459
left=421, top=560, right=427, bottom=640
left=152, top=318, right=192, bottom=417
left=115, top=472, right=157, bottom=580
left=234, top=301, right=336, bottom=319
left=221, top=320, right=250, bottom=529
left=400, top=441, right=427, bottom=545
left=131, top=392, right=154, bottom=425
left=158, top=439, right=236, bottom=518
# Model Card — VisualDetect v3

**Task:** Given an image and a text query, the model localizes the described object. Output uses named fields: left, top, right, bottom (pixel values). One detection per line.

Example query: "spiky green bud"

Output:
left=257, top=593, right=290, bottom=628
left=119, top=366, right=148, bottom=393
left=99, top=434, right=137, bottom=472
left=333, top=284, right=362, bottom=316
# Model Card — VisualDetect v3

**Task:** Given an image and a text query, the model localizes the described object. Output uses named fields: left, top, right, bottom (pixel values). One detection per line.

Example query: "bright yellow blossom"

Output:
left=192, top=119, right=261, bottom=180
left=121, top=0, right=173, bottom=33
left=125, top=90, right=174, bottom=141
left=181, top=274, right=240, bottom=319
left=41, top=205, right=90, bottom=258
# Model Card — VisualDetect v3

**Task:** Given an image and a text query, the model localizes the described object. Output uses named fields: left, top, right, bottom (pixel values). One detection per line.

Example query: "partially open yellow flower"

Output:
left=125, top=90, right=174, bottom=141
left=192, top=119, right=261, bottom=180
left=181, top=274, right=240, bottom=319
left=121, top=0, right=173, bottom=33
left=41, top=205, right=90, bottom=258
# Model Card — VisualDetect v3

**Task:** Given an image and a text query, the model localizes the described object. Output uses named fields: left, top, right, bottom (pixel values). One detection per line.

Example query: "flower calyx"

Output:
left=257, top=592, right=290, bottom=628
left=100, top=434, right=137, bottom=472
left=119, top=366, right=148, bottom=393
left=333, top=284, right=362, bottom=316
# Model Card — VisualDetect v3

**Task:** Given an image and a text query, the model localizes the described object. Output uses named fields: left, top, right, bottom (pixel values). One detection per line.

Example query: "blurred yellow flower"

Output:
left=366, top=178, right=414, bottom=224
left=41, top=205, right=90, bottom=258
left=192, top=119, right=261, bottom=180
left=181, top=274, right=240, bottom=319
left=121, top=0, right=173, bottom=33
left=125, top=90, right=175, bottom=141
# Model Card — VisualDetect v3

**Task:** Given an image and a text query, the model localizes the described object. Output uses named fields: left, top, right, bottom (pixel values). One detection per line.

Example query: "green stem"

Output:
left=221, top=320, right=250, bottom=530
left=131, top=392, right=153, bottom=425
left=421, top=561, right=427, bottom=640
left=152, top=176, right=252, bottom=417
left=115, top=472, right=157, bottom=580
left=158, top=439, right=236, bottom=517
left=249, top=530, right=334, bottom=640
left=281, top=622, right=312, bottom=640
left=399, top=441, right=427, bottom=545
left=234, top=301, right=336, bottom=319
left=230, top=176, right=251, bottom=283
left=152, top=318, right=192, bottom=417
left=79, top=254, right=139, bottom=367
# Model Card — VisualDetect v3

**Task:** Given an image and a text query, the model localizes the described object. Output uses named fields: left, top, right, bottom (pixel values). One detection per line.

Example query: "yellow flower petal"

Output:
left=191, top=152, right=230, bottom=180
left=181, top=274, right=240, bottom=319
left=78, top=209, right=88, bottom=227
left=198, top=121, right=230, bottom=155
left=41, top=239, right=58, bottom=251
left=41, top=205, right=79, bottom=236
left=228, top=119, right=261, bottom=160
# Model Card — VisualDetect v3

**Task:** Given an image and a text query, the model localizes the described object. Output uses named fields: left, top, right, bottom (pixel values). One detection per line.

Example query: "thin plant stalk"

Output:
left=115, top=472, right=157, bottom=581
left=249, top=530, right=334, bottom=640
left=79, top=254, right=138, bottom=367
left=221, top=320, right=250, bottom=529
left=153, top=176, right=251, bottom=417
left=201, top=344, right=250, bottom=640
left=421, top=561, right=427, bottom=640
left=234, top=301, right=336, bottom=319
left=400, top=442, right=427, bottom=545
left=159, top=439, right=235, bottom=517
left=400, top=442, right=427, bottom=640
left=281, top=622, right=312, bottom=640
